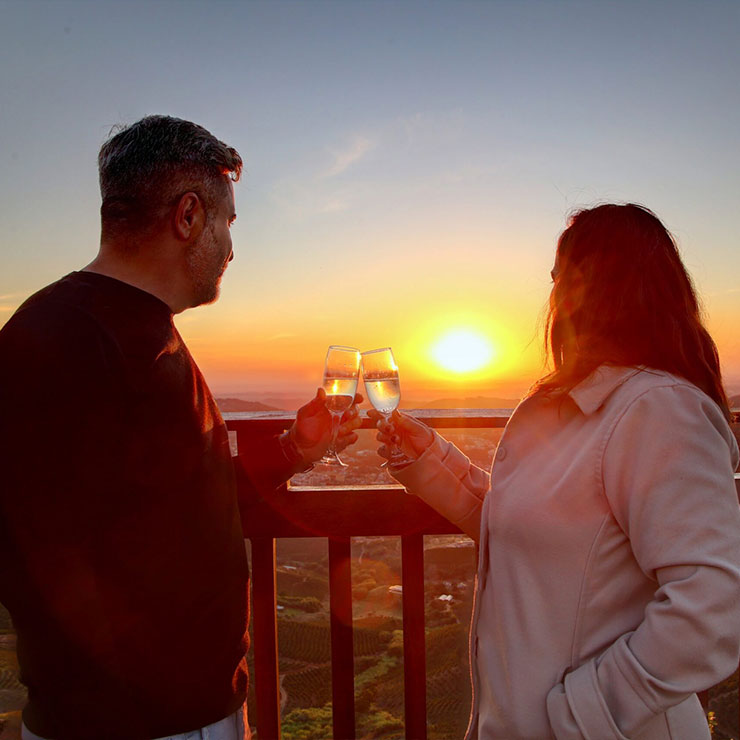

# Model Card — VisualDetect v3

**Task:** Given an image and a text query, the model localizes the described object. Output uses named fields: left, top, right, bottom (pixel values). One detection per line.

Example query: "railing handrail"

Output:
left=225, top=406, right=739, bottom=427
left=224, top=406, right=514, bottom=430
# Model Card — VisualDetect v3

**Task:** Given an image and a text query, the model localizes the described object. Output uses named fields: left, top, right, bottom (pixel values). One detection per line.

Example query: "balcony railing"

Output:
left=226, top=409, right=740, bottom=740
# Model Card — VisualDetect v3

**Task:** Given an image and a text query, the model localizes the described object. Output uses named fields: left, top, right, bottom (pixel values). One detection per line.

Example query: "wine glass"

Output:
left=318, top=345, right=361, bottom=467
left=361, top=347, right=413, bottom=468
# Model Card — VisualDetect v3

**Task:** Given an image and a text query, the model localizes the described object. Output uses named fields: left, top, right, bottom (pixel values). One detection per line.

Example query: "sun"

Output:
left=431, top=329, right=494, bottom=374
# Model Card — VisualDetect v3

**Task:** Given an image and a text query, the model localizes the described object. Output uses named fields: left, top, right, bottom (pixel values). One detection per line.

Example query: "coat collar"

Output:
left=568, top=365, right=643, bottom=415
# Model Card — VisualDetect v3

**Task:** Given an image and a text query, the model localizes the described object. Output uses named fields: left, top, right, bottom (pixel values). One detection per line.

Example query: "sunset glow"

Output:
left=431, top=329, right=494, bottom=374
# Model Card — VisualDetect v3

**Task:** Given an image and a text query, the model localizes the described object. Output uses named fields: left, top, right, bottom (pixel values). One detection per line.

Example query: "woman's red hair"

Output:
left=533, top=203, right=731, bottom=420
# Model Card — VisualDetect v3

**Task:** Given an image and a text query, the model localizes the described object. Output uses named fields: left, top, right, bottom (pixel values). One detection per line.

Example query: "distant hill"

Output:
left=420, top=396, right=520, bottom=409
left=730, top=394, right=739, bottom=409
left=215, top=398, right=280, bottom=412
left=261, top=396, right=313, bottom=411
left=223, top=395, right=310, bottom=411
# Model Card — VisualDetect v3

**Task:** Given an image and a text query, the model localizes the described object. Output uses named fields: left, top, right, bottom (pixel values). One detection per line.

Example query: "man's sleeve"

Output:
left=233, top=432, right=298, bottom=507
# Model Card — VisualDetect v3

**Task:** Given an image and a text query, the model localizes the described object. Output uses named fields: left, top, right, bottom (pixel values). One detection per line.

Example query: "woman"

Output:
left=372, top=204, right=740, bottom=739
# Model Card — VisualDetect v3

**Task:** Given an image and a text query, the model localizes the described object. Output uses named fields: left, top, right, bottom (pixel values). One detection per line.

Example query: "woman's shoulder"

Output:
left=613, top=367, right=713, bottom=405
left=600, top=366, right=740, bottom=475
left=568, top=364, right=729, bottom=432
left=566, top=365, right=703, bottom=417
left=604, top=367, right=736, bottom=454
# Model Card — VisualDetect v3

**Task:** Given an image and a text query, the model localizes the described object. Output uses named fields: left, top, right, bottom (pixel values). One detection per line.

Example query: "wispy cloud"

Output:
left=323, top=135, right=374, bottom=178
left=271, top=177, right=359, bottom=217
left=270, top=113, right=467, bottom=219
left=0, top=305, right=16, bottom=312
left=269, top=131, right=375, bottom=218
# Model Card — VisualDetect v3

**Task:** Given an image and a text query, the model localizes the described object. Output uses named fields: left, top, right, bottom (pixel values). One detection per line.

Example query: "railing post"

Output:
left=402, top=533, right=428, bottom=740
left=251, top=536, right=281, bottom=739
left=328, top=536, right=356, bottom=739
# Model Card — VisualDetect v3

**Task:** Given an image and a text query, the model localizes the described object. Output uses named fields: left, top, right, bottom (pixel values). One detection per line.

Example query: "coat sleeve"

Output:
left=547, top=383, right=740, bottom=739
left=392, top=431, right=490, bottom=540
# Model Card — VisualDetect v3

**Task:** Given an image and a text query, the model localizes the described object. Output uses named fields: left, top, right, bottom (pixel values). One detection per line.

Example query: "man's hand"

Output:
left=289, top=387, right=363, bottom=465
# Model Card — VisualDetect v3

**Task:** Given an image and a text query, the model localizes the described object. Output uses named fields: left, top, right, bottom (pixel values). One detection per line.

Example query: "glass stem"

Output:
left=384, top=412, right=399, bottom=459
left=329, top=411, right=342, bottom=454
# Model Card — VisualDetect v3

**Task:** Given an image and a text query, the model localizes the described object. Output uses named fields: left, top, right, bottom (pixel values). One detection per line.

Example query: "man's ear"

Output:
left=173, top=192, right=205, bottom=241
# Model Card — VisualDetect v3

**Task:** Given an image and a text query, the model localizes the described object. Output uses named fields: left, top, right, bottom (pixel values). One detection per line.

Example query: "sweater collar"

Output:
left=568, top=365, right=643, bottom=415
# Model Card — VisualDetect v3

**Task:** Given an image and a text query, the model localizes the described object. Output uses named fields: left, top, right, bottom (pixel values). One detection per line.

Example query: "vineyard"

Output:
left=244, top=535, right=477, bottom=738
left=282, top=664, right=333, bottom=710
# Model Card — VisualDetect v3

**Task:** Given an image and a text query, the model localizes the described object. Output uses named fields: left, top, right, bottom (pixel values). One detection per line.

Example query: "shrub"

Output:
left=281, top=705, right=333, bottom=739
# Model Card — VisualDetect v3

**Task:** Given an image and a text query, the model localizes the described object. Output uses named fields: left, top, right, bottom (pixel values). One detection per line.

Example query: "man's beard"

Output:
left=185, top=225, right=224, bottom=307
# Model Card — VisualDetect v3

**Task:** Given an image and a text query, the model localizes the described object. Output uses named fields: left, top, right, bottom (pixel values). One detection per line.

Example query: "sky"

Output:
left=1, top=0, right=739, bottom=401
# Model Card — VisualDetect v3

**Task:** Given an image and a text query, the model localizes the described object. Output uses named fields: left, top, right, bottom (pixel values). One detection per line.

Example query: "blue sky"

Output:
left=1, top=0, right=739, bottom=396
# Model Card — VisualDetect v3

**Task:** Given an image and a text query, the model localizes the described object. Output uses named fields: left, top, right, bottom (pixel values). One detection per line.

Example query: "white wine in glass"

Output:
left=361, top=347, right=413, bottom=468
left=363, top=376, right=401, bottom=415
left=319, top=345, right=360, bottom=467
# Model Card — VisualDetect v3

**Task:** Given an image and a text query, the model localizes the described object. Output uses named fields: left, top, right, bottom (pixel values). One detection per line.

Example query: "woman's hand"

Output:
left=367, top=409, right=434, bottom=464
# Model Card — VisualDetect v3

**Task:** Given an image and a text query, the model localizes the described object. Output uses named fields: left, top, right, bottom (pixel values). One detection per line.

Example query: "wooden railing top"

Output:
left=224, top=407, right=739, bottom=429
left=224, top=407, right=514, bottom=433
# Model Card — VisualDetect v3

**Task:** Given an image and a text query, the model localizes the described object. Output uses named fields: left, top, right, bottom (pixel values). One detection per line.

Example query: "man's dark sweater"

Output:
left=0, top=272, right=282, bottom=739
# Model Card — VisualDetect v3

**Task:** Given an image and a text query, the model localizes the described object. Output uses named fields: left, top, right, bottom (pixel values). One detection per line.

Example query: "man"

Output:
left=0, top=116, right=360, bottom=740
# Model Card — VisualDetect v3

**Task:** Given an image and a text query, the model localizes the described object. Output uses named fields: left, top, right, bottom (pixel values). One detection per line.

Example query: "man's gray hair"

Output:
left=98, top=115, right=242, bottom=237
